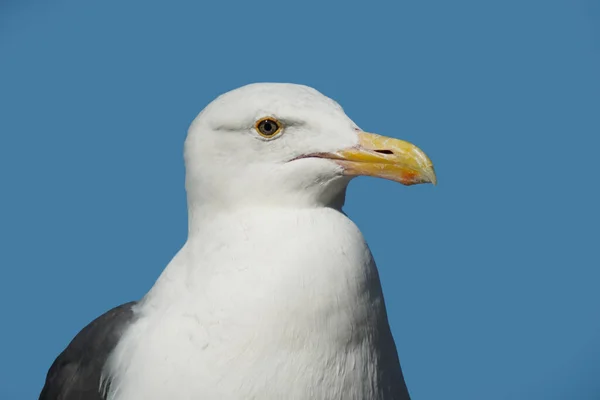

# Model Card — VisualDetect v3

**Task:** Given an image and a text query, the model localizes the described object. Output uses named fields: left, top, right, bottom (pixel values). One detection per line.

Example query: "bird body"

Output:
left=40, top=83, right=435, bottom=400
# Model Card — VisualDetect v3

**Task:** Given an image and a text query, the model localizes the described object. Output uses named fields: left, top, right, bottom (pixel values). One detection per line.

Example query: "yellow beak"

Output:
left=323, top=132, right=436, bottom=186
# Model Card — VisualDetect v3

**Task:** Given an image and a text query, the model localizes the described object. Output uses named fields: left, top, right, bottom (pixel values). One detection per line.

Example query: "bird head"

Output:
left=185, top=83, right=436, bottom=211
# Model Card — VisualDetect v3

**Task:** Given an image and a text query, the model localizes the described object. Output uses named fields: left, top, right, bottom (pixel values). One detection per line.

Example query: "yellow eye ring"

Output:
left=255, top=117, right=283, bottom=138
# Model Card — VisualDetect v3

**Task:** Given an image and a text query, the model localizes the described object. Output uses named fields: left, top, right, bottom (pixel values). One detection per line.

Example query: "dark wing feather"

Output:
left=39, top=302, right=137, bottom=400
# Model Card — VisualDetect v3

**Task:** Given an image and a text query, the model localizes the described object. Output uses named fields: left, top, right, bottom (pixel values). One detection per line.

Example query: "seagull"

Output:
left=39, top=83, right=436, bottom=400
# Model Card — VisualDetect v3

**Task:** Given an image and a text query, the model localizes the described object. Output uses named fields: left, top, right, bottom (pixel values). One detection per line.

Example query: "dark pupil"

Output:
left=262, top=121, right=273, bottom=133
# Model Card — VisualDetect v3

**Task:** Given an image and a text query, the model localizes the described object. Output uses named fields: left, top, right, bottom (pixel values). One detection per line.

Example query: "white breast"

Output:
left=104, top=207, right=404, bottom=400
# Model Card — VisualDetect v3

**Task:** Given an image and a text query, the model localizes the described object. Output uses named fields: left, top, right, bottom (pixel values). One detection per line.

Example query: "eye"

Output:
left=255, top=117, right=283, bottom=138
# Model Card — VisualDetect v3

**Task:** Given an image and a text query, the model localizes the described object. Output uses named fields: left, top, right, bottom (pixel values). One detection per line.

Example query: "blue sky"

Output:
left=1, top=0, right=599, bottom=399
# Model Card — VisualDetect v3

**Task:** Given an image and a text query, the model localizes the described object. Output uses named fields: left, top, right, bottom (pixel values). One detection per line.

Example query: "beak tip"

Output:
left=416, top=163, right=436, bottom=186
left=428, top=168, right=437, bottom=186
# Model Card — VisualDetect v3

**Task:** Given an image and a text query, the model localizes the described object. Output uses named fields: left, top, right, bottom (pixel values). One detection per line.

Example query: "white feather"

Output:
left=102, top=83, right=407, bottom=399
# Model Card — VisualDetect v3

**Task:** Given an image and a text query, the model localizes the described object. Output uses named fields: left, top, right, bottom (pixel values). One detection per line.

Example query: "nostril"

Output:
left=374, top=149, right=394, bottom=155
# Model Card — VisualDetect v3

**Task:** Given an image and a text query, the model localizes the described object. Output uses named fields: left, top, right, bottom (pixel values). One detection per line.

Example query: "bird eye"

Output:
left=255, top=117, right=282, bottom=138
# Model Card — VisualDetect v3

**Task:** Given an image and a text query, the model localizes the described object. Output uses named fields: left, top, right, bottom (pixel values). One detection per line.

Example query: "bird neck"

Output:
left=184, top=176, right=351, bottom=236
left=143, top=206, right=385, bottom=330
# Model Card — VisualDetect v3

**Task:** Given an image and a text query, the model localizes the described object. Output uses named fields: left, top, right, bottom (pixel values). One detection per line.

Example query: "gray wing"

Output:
left=39, top=302, right=137, bottom=400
